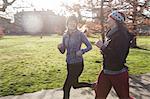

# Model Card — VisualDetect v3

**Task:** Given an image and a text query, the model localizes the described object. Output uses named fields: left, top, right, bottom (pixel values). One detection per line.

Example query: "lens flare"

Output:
left=22, top=13, right=43, bottom=34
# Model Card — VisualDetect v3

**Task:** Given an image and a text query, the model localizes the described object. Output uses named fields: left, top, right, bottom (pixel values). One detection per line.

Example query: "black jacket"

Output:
left=101, top=26, right=133, bottom=71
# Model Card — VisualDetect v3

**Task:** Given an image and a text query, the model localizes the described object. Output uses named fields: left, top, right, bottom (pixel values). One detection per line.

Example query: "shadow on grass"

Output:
left=131, top=46, right=150, bottom=51
left=51, top=74, right=150, bottom=99
left=129, top=74, right=150, bottom=98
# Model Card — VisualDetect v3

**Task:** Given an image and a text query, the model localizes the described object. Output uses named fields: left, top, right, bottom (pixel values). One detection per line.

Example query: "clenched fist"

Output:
left=57, top=43, right=63, bottom=49
left=76, top=50, right=83, bottom=57
left=95, top=40, right=103, bottom=48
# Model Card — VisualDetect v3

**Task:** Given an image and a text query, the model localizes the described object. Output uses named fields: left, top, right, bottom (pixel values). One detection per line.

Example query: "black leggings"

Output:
left=63, top=62, right=92, bottom=99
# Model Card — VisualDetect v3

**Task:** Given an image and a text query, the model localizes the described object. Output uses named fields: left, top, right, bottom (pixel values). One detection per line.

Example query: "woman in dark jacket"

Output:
left=95, top=11, right=134, bottom=99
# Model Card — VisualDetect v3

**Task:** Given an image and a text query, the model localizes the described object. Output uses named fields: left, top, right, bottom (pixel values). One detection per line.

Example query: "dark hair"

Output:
left=66, top=15, right=78, bottom=26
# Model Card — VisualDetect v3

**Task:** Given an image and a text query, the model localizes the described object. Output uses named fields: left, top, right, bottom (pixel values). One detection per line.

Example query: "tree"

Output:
left=61, top=0, right=149, bottom=46
left=124, top=0, right=149, bottom=47
left=61, top=0, right=107, bottom=40
left=100, top=0, right=149, bottom=47
left=0, top=0, right=17, bottom=38
left=0, top=0, right=16, bottom=12
left=0, top=26, right=4, bottom=38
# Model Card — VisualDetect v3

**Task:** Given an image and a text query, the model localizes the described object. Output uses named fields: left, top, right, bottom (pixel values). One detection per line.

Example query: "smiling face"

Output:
left=67, top=20, right=77, bottom=32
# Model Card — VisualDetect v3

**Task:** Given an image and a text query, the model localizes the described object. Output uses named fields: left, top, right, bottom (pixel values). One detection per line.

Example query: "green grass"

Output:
left=0, top=35, right=150, bottom=96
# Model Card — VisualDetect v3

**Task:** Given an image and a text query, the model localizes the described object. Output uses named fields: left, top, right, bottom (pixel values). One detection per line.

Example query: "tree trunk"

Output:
left=130, top=2, right=138, bottom=48
left=100, top=0, right=105, bottom=42
left=130, top=36, right=137, bottom=48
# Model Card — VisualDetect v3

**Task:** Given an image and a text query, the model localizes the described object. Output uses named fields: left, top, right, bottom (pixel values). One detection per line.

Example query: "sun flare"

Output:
left=32, top=0, right=79, bottom=12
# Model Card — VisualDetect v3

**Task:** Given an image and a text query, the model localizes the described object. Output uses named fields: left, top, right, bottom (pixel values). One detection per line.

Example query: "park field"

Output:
left=0, top=35, right=150, bottom=96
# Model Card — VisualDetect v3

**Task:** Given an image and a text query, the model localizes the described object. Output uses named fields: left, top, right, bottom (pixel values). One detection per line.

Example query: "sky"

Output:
left=12, top=0, right=81, bottom=12
left=0, top=0, right=149, bottom=20
left=1, top=0, right=148, bottom=13
left=0, top=0, right=73, bottom=20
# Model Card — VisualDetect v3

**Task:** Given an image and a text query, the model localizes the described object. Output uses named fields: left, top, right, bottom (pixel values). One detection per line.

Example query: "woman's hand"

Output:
left=76, top=50, right=83, bottom=57
left=95, top=40, right=103, bottom=48
left=57, top=43, right=63, bottom=49
left=58, top=43, right=66, bottom=54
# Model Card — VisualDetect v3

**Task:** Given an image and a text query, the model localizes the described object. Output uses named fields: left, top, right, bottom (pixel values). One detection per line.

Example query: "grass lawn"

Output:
left=0, top=35, right=150, bottom=96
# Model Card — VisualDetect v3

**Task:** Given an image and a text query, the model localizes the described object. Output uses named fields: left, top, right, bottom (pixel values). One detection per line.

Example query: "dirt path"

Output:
left=0, top=73, right=150, bottom=99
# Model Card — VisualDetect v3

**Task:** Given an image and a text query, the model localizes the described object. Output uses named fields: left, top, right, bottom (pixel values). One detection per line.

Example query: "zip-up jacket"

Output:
left=101, top=26, right=132, bottom=71
left=58, top=30, right=92, bottom=64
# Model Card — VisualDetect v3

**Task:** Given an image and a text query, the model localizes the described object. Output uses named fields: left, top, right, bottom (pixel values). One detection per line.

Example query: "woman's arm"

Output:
left=81, top=32, right=92, bottom=54
left=58, top=36, right=66, bottom=54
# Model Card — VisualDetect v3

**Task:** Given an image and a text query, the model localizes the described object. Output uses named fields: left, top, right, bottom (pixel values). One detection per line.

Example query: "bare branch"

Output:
left=3, top=0, right=16, bottom=5
left=0, top=0, right=16, bottom=12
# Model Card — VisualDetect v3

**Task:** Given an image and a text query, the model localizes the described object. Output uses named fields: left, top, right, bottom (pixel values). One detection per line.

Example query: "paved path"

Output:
left=0, top=73, right=150, bottom=99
